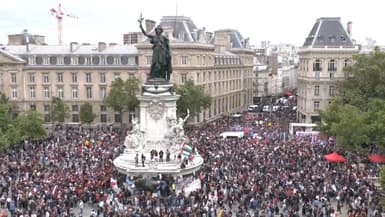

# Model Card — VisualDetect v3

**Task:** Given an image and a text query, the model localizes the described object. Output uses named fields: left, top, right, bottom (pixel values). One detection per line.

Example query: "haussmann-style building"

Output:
left=297, top=17, right=359, bottom=123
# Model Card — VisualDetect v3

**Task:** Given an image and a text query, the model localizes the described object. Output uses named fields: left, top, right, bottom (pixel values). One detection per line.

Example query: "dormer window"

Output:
left=36, top=56, right=43, bottom=65
left=107, top=56, right=114, bottom=65
left=329, top=36, right=336, bottom=43
left=92, top=56, right=100, bottom=65
left=121, top=56, right=128, bottom=65
left=317, top=35, right=324, bottom=42
left=78, top=56, right=85, bottom=65
left=49, top=56, right=57, bottom=65
left=64, top=56, right=71, bottom=65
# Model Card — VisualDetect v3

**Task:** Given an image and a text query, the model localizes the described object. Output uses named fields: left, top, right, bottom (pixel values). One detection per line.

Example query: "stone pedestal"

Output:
left=138, top=83, right=179, bottom=151
left=114, top=79, right=203, bottom=177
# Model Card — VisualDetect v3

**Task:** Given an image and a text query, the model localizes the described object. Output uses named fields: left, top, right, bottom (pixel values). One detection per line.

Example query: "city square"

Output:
left=1, top=0, right=385, bottom=216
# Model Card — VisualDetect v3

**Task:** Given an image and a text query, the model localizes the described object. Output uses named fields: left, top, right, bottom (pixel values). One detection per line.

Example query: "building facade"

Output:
left=254, top=43, right=298, bottom=103
left=0, top=16, right=255, bottom=126
left=123, top=32, right=143, bottom=45
left=297, top=17, right=359, bottom=123
left=7, top=29, right=46, bottom=45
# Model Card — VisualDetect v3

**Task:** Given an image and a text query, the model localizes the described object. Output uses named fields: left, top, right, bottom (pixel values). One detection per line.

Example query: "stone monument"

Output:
left=113, top=14, right=203, bottom=178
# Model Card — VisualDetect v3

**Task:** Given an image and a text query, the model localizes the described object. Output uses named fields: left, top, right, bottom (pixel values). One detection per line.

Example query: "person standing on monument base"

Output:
left=141, top=153, right=146, bottom=167
left=139, top=14, right=172, bottom=81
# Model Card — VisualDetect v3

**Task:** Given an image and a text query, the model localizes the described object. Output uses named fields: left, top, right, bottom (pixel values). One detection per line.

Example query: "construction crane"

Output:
left=50, top=3, right=77, bottom=45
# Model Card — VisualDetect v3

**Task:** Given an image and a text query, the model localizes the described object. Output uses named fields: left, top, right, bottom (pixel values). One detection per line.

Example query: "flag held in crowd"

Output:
left=110, top=177, right=117, bottom=188
left=180, top=143, right=193, bottom=158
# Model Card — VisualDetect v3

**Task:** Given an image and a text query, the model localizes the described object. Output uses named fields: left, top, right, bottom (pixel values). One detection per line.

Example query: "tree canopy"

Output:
left=319, top=48, right=385, bottom=149
left=51, top=97, right=70, bottom=124
left=0, top=92, right=46, bottom=151
left=105, top=77, right=140, bottom=127
left=339, top=48, right=385, bottom=109
left=125, top=78, right=140, bottom=113
left=80, top=102, right=96, bottom=124
left=175, top=80, right=212, bottom=118
left=15, top=110, right=46, bottom=140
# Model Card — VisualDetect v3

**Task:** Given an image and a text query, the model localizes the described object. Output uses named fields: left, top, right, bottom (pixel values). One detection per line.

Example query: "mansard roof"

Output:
left=303, top=17, right=354, bottom=48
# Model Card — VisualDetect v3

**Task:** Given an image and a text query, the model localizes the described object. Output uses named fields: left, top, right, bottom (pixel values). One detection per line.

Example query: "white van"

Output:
left=248, top=105, right=259, bottom=112
left=219, top=131, right=244, bottom=139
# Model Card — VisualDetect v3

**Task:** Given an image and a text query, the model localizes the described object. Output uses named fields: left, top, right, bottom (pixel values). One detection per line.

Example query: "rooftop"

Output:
left=303, top=17, right=354, bottom=48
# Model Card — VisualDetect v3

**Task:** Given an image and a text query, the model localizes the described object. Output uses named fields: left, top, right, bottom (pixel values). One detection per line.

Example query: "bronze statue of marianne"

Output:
left=138, top=14, right=172, bottom=82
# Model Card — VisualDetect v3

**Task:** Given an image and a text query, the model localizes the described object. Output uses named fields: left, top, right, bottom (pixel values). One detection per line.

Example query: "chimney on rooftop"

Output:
left=98, top=42, right=106, bottom=52
left=347, top=21, right=352, bottom=38
left=70, top=42, right=79, bottom=52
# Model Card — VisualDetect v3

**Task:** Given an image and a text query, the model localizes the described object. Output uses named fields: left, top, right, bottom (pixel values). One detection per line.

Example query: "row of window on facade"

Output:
left=10, top=85, right=107, bottom=100
left=35, top=93, right=244, bottom=124
left=31, top=104, right=118, bottom=123
left=10, top=71, right=135, bottom=84
left=193, top=69, right=246, bottom=83
left=314, top=85, right=335, bottom=97
left=22, top=55, right=138, bottom=66
left=214, top=56, right=241, bottom=65
left=312, top=100, right=334, bottom=112
left=299, top=59, right=351, bottom=72
left=145, top=55, right=242, bottom=66
left=299, top=100, right=330, bottom=113
left=30, top=91, right=250, bottom=124
left=145, top=55, right=191, bottom=65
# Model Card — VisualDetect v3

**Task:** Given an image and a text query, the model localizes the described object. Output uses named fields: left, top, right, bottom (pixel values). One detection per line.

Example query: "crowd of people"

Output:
left=0, top=104, right=384, bottom=216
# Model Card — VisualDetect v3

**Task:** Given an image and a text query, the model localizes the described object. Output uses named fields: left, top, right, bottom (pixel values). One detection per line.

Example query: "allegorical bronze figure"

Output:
left=138, top=14, right=172, bottom=81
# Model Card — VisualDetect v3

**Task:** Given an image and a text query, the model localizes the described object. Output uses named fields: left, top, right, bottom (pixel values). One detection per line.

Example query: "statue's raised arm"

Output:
left=138, top=13, right=150, bottom=37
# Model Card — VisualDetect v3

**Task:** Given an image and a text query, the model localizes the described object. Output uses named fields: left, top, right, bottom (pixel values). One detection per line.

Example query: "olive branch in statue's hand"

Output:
left=138, top=13, right=144, bottom=25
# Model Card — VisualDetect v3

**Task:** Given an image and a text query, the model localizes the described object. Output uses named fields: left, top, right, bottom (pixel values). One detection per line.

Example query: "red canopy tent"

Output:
left=368, top=154, right=385, bottom=163
left=324, top=151, right=346, bottom=163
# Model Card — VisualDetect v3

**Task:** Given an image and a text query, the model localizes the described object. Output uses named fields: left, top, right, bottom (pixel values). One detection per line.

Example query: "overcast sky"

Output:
left=0, top=0, right=383, bottom=47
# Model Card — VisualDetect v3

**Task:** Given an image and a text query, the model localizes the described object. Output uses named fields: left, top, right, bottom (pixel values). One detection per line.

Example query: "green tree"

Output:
left=0, top=130, right=10, bottom=151
left=80, top=102, right=96, bottom=124
left=0, top=103, right=12, bottom=133
left=175, top=80, right=212, bottom=119
left=331, top=104, right=368, bottom=149
left=105, top=78, right=141, bottom=127
left=16, top=110, right=46, bottom=140
left=51, top=97, right=70, bottom=124
left=339, top=47, right=385, bottom=109
left=364, top=99, right=385, bottom=146
left=125, top=78, right=140, bottom=117
left=0, top=92, right=47, bottom=150
left=0, top=95, right=22, bottom=149
left=319, top=48, right=385, bottom=149
left=6, top=125, right=22, bottom=146
left=0, top=92, right=8, bottom=104
left=105, top=78, right=128, bottom=127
